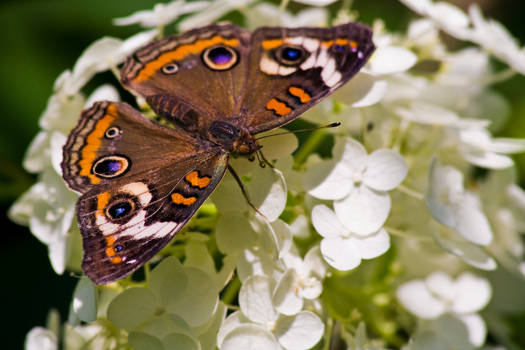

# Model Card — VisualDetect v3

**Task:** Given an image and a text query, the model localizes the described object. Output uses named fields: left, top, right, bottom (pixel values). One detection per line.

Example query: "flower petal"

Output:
left=221, top=324, right=280, bottom=350
left=425, top=271, right=455, bottom=301
left=351, top=228, right=390, bottom=259
left=167, top=267, right=219, bottom=327
left=237, top=248, right=280, bottom=283
left=455, top=195, right=493, bottom=245
left=460, top=149, right=514, bottom=169
left=396, top=280, right=445, bottom=319
left=320, top=236, right=361, bottom=270
left=456, top=313, right=487, bottom=347
left=162, top=332, right=200, bottom=350
left=149, top=257, right=188, bottom=306
left=217, top=311, right=250, bottom=348
left=305, top=138, right=367, bottom=200
left=367, top=46, right=417, bottom=75
left=273, top=268, right=303, bottom=316
left=425, top=159, right=464, bottom=228
left=334, top=185, right=391, bottom=235
left=239, top=276, right=278, bottom=324
left=25, top=327, right=57, bottom=350
left=311, top=204, right=347, bottom=238
left=128, top=332, right=163, bottom=350
left=451, top=273, right=492, bottom=314
left=433, top=229, right=497, bottom=270
left=274, top=311, right=324, bottom=350
left=333, top=72, right=387, bottom=107
left=71, top=277, right=97, bottom=323
left=216, top=212, right=257, bottom=255
left=107, top=287, right=158, bottom=329
left=363, top=149, right=407, bottom=191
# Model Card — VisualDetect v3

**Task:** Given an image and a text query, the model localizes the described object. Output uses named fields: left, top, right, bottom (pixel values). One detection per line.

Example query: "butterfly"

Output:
left=61, top=22, right=375, bottom=284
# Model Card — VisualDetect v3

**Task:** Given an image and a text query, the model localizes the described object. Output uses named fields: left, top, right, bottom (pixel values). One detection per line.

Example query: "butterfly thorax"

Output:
left=207, top=120, right=261, bottom=156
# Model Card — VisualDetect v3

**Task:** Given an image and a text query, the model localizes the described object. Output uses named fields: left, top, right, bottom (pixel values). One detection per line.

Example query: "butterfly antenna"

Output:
left=227, top=165, right=267, bottom=219
left=255, top=122, right=341, bottom=140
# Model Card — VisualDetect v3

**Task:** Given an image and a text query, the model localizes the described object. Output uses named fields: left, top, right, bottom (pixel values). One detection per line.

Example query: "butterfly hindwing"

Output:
left=61, top=101, right=228, bottom=283
left=77, top=153, right=228, bottom=284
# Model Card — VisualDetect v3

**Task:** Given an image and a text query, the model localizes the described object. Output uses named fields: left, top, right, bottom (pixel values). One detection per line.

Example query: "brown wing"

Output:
left=242, top=22, right=375, bottom=134
left=120, top=23, right=252, bottom=134
left=62, top=101, right=228, bottom=284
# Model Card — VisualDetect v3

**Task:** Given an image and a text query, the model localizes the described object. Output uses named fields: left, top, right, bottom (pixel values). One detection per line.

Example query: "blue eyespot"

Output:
left=95, top=159, right=122, bottom=175
left=93, top=155, right=130, bottom=178
left=203, top=46, right=238, bottom=70
left=334, top=45, right=345, bottom=52
left=115, top=244, right=123, bottom=252
left=162, top=62, right=179, bottom=74
left=282, top=47, right=302, bottom=61
left=208, top=47, right=233, bottom=64
left=108, top=201, right=133, bottom=219
left=275, top=46, right=305, bottom=65
left=105, top=126, right=120, bottom=138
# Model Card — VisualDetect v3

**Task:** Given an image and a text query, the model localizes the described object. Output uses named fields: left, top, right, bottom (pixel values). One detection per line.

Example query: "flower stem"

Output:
left=384, top=226, right=432, bottom=241
left=322, top=317, right=334, bottom=350
left=279, top=0, right=290, bottom=12
left=221, top=276, right=241, bottom=305
left=294, top=129, right=328, bottom=167
left=481, top=68, right=517, bottom=86
left=396, top=184, right=424, bottom=200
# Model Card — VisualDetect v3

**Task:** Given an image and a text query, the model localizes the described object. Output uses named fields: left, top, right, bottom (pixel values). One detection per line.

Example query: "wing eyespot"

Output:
left=107, top=199, right=135, bottom=220
left=161, top=62, right=179, bottom=75
left=273, top=45, right=307, bottom=66
left=92, top=155, right=130, bottom=178
left=202, top=45, right=238, bottom=71
left=105, top=126, right=121, bottom=139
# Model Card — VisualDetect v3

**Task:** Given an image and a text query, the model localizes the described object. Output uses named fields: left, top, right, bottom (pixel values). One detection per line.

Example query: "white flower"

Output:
left=458, top=128, right=525, bottom=169
left=66, top=30, right=158, bottom=94
left=399, top=0, right=525, bottom=75
left=305, top=137, right=408, bottom=235
left=272, top=246, right=327, bottom=315
left=244, top=3, right=328, bottom=29
left=107, top=257, right=221, bottom=348
left=178, top=0, right=256, bottom=32
left=25, top=327, right=58, bottom=350
left=425, top=159, right=493, bottom=245
left=218, top=275, right=324, bottom=350
left=311, top=205, right=390, bottom=270
left=397, top=271, right=491, bottom=346
left=334, top=30, right=417, bottom=108
left=9, top=168, right=77, bottom=274
left=291, top=0, right=339, bottom=7
left=113, top=0, right=209, bottom=28
left=395, top=102, right=489, bottom=129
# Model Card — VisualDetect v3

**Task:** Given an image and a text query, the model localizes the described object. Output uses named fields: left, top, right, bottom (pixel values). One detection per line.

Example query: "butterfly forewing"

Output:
left=242, top=23, right=375, bottom=134
left=121, top=23, right=252, bottom=127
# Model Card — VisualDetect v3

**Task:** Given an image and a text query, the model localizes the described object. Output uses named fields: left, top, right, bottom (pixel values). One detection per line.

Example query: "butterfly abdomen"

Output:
left=146, top=94, right=201, bottom=133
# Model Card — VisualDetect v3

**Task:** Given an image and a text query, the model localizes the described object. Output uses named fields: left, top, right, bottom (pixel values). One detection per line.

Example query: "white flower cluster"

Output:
left=17, top=0, right=525, bottom=349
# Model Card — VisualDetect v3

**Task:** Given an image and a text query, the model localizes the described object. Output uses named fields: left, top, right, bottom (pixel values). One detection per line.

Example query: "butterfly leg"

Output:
left=227, top=164, right=266, bottom=218
left=257, top=150, right=275, bottom=169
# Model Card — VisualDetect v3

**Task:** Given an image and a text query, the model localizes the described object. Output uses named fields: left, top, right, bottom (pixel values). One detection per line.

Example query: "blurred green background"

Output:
left=1, top=0, right=524, bottom=348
